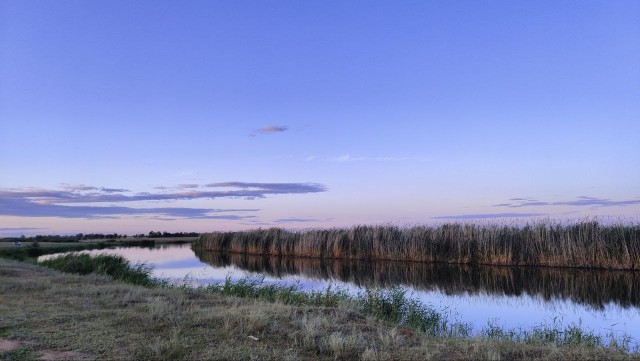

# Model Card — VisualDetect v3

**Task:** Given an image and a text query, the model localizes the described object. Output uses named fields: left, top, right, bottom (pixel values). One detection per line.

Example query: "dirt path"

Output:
left=0, top=337, right=92, bottom=360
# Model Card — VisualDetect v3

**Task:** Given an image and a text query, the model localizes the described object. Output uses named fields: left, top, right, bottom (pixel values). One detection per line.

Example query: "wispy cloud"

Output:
left=251, top=125, right=288, bottom=136
left=0, top=183, right=326, bottom=204
left=203, top=182, right=325, bottom=195
left=0, top=197, right=259, bottom=220
left=100, top=187, right=130, bottom=193
left=307, top=154, right=430, bottom=162
left=60, top=184, right=129, bottom=193
left=432, top=213, right=546, bottom=220
left=0, top=227, right=50, bottom=237
left=273, top=217, right=325, bottom=223
left=0, top=182, right=326, bottom=219
left=0, top=227, right=48, bottom=232
left=493, top=196, right=640, bottom=208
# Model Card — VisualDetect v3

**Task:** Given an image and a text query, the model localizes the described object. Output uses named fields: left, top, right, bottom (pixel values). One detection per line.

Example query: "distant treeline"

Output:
left=8, top=233, right=128, bottom=243
left=133, top=231, right=200, bottom=239
left=4, top=231, right=199, bottom=243
left=195, top=221, right=640, bottom=270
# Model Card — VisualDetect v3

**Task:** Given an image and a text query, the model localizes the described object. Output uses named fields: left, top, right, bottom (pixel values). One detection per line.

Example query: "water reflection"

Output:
left=194, top=249, right=640, bottom=310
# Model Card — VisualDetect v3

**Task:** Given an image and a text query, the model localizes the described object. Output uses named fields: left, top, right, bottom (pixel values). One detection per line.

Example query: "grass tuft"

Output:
left=0, top=347, right=39, bottom=361
left=205, top=275, right=350, bottom=307
left=359, top=286, right=471, bottom=337
left=38, top=254, right=157, bottom=287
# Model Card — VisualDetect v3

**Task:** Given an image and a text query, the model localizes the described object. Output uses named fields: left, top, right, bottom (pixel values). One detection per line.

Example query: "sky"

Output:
left=1, top=0, right=639, bottom=236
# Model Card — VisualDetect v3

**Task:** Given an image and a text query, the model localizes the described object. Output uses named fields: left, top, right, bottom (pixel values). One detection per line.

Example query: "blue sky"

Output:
left=1, top=1, right=639, bottom=236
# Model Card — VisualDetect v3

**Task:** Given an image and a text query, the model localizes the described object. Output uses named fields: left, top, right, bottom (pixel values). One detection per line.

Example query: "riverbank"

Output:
left=0, top=257, right=638, bottom=360
left=196, top=222, right=640, bottom=270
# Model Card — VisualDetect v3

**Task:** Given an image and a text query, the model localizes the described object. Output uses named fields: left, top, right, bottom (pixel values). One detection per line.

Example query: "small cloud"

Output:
left=273, top=217, right=321, bottom=223
left=333, top=154, right=366, bottom=162
left=172, top=169, right=195, bottom=178
left=251, top=125, right=288, bottom=136
left=177, top=184, right=199, bottom=189
left=59, top=184, right=98, bottom=192
left=432, top=213, right=546, bottom=220
left=314, top=154, right=430, bottom=162
left=238, top=221, right=274, bottom=226
left=494, top=196, right=640, bottom=208
left=100, top=188, right=130, bottom=193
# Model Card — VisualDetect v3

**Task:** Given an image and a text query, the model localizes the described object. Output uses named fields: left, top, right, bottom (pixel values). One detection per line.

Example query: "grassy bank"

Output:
left=1, top=256, right=637, bottom=360
left=39, top=254, right=157, bottom=287
left=195, top=221, right=640, bottom=270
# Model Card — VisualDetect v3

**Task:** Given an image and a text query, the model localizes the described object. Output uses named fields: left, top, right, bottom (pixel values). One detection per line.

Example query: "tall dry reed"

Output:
left=194, top=221, right=640, bottom=270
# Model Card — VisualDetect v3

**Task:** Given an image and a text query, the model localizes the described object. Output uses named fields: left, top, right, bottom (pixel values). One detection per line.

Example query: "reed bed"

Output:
left=195, top=221, right=640, bottom=270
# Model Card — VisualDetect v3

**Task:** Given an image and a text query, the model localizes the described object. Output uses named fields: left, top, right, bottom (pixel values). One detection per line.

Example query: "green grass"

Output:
left=38, top=253, right=157, bottom=287
left=195, top=221, right=640, bottom=270
left=359, top=286, right=471, bottom=338
left=205, top=277, right=468, bottom=337
left=204, top=275, right=350, bottom=307
left=0, top=347, right=39, bottom=361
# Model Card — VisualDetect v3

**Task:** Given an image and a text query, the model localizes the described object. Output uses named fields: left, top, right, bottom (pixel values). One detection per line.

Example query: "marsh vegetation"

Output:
left=196, top=221, right=640, bottom=269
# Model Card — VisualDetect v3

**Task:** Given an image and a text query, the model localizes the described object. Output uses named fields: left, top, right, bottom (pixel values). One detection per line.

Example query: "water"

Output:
left=41, top=243, right=640, bottom=346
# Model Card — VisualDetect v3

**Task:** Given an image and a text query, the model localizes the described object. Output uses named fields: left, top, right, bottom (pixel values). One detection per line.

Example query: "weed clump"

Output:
left=206, top=275, right=350, bottom=307
left=39, top=254, right=156, bottom=287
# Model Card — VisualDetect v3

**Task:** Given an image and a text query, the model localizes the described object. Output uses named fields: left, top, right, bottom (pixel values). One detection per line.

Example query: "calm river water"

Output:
left=43, top=243, right=640, bottom=345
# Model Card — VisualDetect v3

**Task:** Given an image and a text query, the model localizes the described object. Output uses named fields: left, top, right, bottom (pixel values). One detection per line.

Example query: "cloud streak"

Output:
left=0, top=182, right=326, bottom=204
left=432, top=213, right=547, bottom=220
left=273, top=217, right=324, bottom=223
left=493, top=196, right=640, bottom=208
left=0, top=227, right=48, bottom=232
left=0, top=182, right=326, bottom=219
left=306, top=154, right=430, bottom=162
left=0, top=197, right=260, bottom=220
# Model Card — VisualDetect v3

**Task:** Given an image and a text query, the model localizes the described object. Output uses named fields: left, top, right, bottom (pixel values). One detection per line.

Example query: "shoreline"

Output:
left=1, top=256, right=637, bottom=360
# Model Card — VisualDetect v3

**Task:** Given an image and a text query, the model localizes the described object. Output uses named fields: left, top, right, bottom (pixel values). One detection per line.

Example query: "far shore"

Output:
left=0, top=236, right=196, bottom=249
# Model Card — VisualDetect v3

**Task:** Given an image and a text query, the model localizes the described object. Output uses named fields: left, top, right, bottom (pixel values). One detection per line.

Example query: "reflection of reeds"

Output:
left=194, top=249, right=640, bottom=310
left=195, top=222, right=640, bottom=269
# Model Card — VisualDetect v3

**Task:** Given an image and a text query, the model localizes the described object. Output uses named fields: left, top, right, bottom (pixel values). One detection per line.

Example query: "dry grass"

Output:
left=196, top=221, right=640, bottom=270
left=0, top=258, right=637, bottom=360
